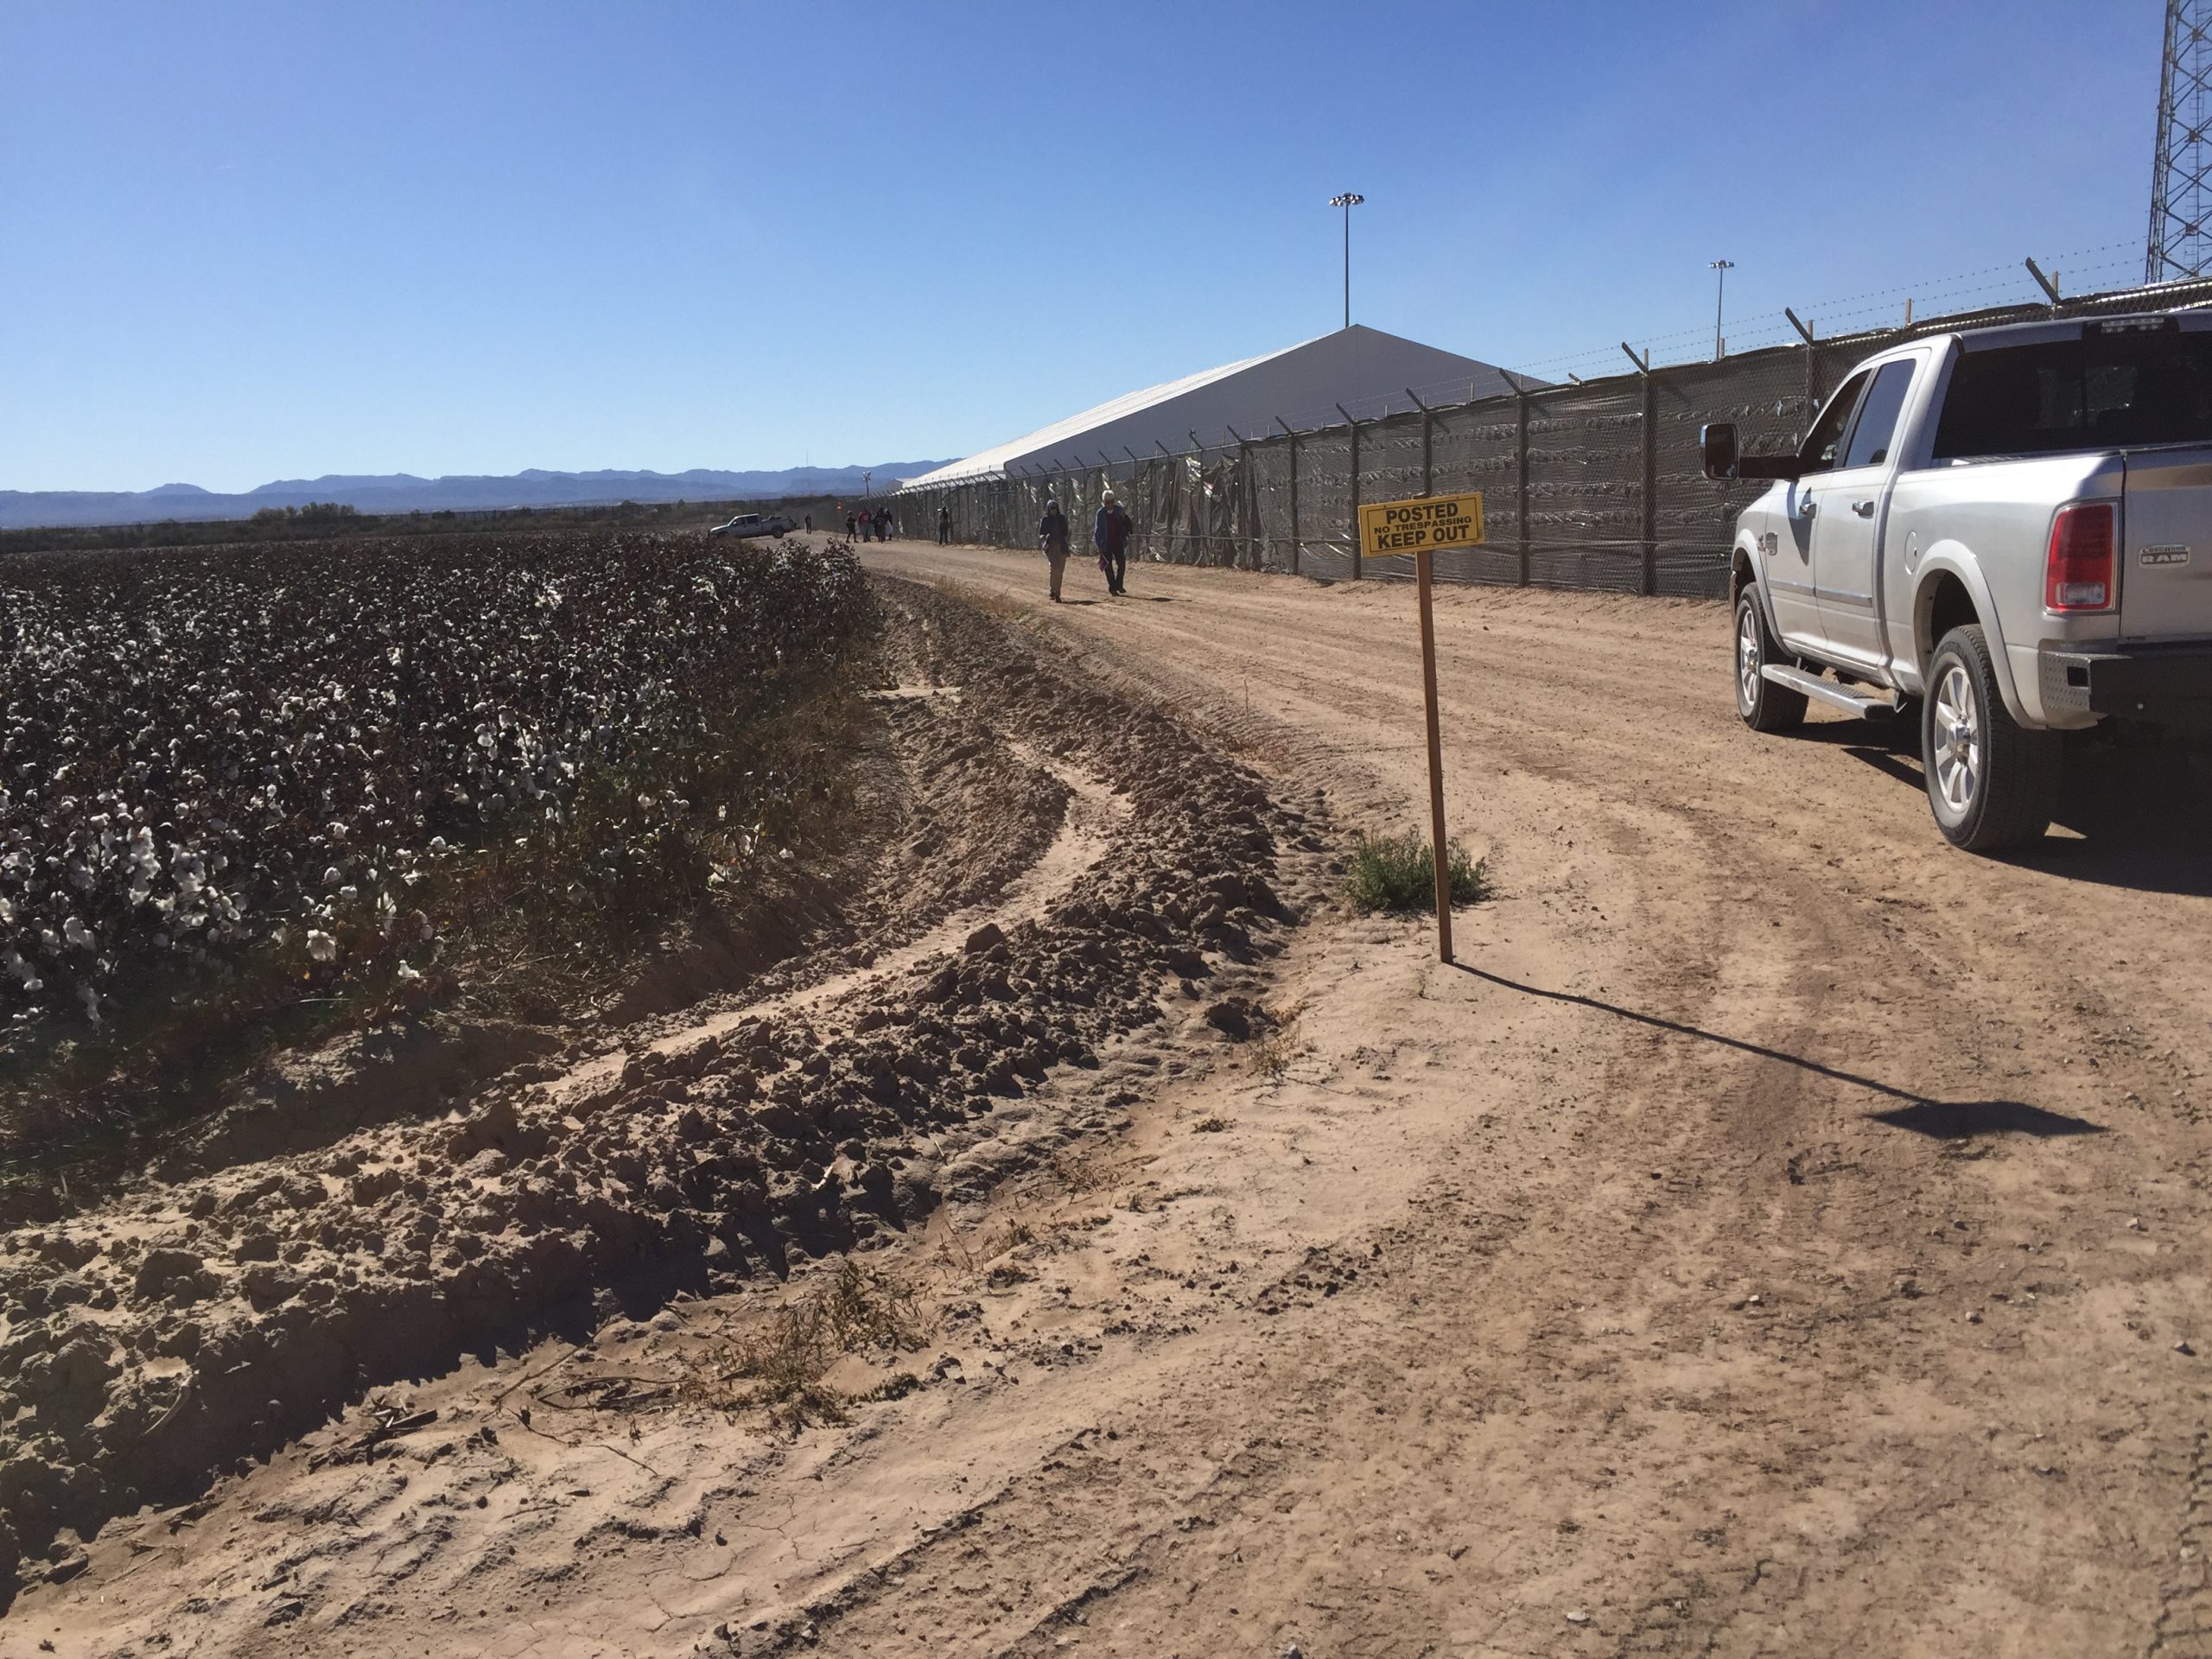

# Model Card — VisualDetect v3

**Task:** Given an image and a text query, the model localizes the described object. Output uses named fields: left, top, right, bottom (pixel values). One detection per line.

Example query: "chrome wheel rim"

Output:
left=1737, top=603, right=1762, bottom=712
left=1931, top=663, right=1981, bottom=818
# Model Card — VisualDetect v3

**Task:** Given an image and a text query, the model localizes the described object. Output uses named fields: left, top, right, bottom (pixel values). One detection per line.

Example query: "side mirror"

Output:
left=1700, top=422, right=1740, bottom=481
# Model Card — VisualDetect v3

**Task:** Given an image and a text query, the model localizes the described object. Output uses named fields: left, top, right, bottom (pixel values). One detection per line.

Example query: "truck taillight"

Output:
left=2045, top=500, right=2118, bottom=612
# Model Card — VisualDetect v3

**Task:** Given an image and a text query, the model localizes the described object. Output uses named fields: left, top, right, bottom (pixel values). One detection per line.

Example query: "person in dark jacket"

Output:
left=874, top=506, right=892, bottom=542
left=1039, top=498, right=1071, bottom=602
left=938, top=505, right=952, bottom=545
left=1093, top=488, right=1134, bottom=595
left=844, top=511, right=858, bottom=540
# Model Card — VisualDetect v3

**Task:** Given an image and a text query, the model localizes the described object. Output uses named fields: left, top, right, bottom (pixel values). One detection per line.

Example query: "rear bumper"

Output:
left=2038, top=641, right=2212, bottom=723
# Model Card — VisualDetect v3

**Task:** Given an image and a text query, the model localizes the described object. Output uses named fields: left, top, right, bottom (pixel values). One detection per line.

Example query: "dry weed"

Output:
left=1246, top=1001, right=1306, bottom=1081
left=679, top=1257, right=931, bottom=1431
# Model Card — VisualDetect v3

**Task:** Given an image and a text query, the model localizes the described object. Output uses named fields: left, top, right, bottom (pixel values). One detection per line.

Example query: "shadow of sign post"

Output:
left=1446, top=960, right=2106, bottom=1140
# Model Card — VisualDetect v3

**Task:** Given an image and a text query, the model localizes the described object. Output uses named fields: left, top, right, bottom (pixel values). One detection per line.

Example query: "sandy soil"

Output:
left=7, top=539, right=2211, bottom=1657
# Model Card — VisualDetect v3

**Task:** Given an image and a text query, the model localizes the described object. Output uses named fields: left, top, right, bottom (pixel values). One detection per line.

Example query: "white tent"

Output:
left=905, top=325, right=1522, bottom=490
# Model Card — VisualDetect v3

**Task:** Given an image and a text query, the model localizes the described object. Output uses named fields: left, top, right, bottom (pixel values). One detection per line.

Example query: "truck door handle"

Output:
left=1851, top=499, right=1875, bottom=518
left=1798, top=499, right=1817, bottom=520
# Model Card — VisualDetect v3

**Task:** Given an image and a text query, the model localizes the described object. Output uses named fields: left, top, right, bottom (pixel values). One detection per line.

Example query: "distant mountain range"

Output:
left=0, top=463, right=952, bottom=530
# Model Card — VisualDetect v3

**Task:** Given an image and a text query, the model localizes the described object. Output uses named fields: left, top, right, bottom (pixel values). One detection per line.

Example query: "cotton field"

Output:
left=0, top=531, right=868, bottom=1062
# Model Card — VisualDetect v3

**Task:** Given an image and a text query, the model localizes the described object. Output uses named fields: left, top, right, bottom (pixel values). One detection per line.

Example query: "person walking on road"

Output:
left=874, top=506, right=892, bottom=542
left=1039, top=497, right=1071, bottom=603
left=804, top=513, right=814, bottom=533
left=844, top=511, right=858, bottom=541
left=938, top=505, right=952, bottom=545
left=1094, top=488, right=1134, bottom=596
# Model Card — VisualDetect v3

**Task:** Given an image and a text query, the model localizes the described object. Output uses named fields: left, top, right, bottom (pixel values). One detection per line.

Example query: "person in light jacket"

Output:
left=1093, top=488, right=1134, bottom=595
left=1039, top=498, right=1071, bottom=602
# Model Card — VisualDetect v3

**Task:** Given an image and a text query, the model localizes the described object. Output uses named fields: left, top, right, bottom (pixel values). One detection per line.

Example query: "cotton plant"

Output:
left=1, top=531, right=866, bottom=1045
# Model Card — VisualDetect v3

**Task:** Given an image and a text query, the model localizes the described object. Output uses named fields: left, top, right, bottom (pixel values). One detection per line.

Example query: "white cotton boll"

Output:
left=306, top=930, right=338, bottom=963
left=338, top=885, right=359, bottom=901
left=62, top=916, right=94, bottom=950
left=323, top=866, right=343, bottom=887
left=395, top=960, right=422, bottom=982
left=0, top=895, right=11, bottom=924
left=79, top=982, right=101, bottom=1025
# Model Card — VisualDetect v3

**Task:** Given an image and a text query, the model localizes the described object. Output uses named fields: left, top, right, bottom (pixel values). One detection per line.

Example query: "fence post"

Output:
left=1640, top=367, right=1658, bottom=597
left=1236, top=436, right=1255, bottom=569
left=1338, top=404, right=1361, bottom=580
left=1409, top=388, right=1433, bottom=497
left=1515, top=383, right=1531, bottom=588
left=1277, top=416, right=1300, bottom=577
left=1787, top=308, right=1819, bottom=436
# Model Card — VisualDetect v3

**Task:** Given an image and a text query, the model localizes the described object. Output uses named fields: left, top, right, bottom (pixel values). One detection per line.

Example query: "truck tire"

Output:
left=1922, top=624, right=2061, bottom=852
left=1734, top=588, right=1806, bottom=733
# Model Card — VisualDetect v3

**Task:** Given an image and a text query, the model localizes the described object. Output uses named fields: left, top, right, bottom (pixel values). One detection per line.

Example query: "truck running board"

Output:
left=1761, top=664, right=1899, bottom=721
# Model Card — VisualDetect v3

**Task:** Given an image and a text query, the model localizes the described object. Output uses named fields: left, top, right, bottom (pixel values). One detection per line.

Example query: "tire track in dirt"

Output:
left=821, top=543, right=2212, bottom=1656
left=0, top=576, right=1306, bottom=1610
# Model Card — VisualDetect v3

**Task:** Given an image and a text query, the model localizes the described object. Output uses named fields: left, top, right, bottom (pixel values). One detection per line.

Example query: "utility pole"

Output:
left=1330, top=193, right=1365, bottom=330
left=2149, top=0, right=2212, bottom=281
left=1710, top=259, right=1734, bottom=360
left=862, top=470, right=873, bottom=499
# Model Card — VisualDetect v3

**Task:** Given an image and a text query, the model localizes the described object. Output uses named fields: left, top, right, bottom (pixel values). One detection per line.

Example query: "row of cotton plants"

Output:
left=0, top=531, right=868, bottom=1051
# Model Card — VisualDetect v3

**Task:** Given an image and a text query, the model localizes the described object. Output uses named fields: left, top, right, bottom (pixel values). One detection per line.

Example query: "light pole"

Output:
left=1330, top=193, right=1365, bottom=330
left=1709, top=259, right=1734, bottom=360
left=862, top=469, right=873, bottom=499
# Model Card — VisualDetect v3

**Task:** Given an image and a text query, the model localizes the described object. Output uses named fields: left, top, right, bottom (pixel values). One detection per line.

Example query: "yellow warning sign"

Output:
left=1357, top=491, right=1486, bottom=558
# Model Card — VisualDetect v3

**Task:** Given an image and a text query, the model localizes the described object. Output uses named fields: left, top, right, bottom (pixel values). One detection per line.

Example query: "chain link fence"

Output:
left=899, top=274, right=2212, bottom=598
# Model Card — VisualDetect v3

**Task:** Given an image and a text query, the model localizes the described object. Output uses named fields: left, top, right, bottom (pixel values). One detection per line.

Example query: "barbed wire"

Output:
left=1506, top=238, right=2145, bottom=379
left=923, top=244, right=2188, bottom=483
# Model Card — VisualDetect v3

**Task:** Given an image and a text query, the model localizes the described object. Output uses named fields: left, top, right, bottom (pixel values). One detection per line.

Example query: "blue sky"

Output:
left=0, top=0, right=2164, bottom=493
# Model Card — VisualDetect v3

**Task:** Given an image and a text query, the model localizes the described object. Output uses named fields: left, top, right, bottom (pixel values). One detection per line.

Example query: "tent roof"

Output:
left=903, top=325, right=1522, bottom=491
left=902, top=341, right=1301, bottom=491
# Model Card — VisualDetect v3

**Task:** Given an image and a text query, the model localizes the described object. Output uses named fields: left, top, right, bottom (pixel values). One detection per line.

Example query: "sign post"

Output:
left=1355, top=491, right=1484, bottom=963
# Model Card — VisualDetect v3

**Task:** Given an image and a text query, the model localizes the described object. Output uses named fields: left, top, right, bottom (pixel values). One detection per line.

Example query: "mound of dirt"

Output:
left=0, top=577, right=1310, bottom=1594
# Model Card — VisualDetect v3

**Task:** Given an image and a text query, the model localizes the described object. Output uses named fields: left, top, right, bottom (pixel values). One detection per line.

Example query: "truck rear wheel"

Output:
left=1735, top=588, right=1806, bottom=733
left=1922, top=624, right=2061, bottom=852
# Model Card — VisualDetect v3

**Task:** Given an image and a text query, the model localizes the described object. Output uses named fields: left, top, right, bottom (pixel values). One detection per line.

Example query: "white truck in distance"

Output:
left=1703, top=312, right=2212, bottom=850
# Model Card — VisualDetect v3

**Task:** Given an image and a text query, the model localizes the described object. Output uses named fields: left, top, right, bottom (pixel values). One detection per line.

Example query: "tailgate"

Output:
left=2114, top=448, right=2212, bottom=641
left=2122, top=446, right=2212, bottom=641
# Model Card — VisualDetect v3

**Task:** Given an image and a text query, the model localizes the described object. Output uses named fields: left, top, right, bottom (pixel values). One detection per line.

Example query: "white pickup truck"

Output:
left=1702, top=312, right=2212, bottom=850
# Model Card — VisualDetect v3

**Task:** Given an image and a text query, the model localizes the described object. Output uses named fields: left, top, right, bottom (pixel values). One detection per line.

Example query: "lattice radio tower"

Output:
left=2149, top=0, right=2212, bottom=281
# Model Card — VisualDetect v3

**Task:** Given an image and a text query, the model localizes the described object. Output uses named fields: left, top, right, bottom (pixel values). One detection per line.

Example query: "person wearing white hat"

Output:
left=1093, top=487, right=1134, bottom=596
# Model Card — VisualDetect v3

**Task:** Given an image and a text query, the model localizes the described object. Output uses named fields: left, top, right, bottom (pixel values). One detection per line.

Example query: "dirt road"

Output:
left=10, top=542, right=2209, bottom=1657
left=832, top=543, right=2212, bottom=1656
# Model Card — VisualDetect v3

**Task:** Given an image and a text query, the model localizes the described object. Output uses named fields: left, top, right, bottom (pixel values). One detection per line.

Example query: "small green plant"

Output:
left=1344, top=830, right=1488, bottom=914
